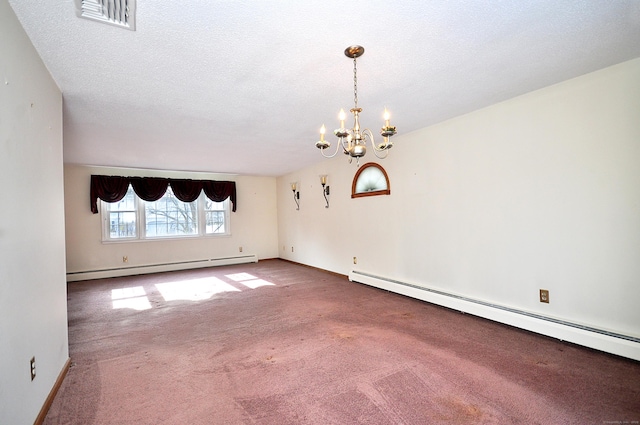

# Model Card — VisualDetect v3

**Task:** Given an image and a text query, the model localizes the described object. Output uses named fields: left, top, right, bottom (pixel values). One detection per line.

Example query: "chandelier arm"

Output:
left=344, top=129, right=355, bottom=154
left=341, top=140, right=350, bottom=155
left=362, top=128, right=382, bottom=152
left=361, top=128, right=393, bottom=155
left=319, top=141, right=343, bottom=158
left=371, top=146, right=390, bottom=159
left=361, top=128, right=390, bottom=159
left=362, top=128, right=373, bottom=146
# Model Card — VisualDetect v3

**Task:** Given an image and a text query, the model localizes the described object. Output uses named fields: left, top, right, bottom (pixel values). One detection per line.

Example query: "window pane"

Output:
left=109, top=211, right=136, bottom=238
left=206, top=211, right=225, bottom=234
left=108, top=186, right=137, bottom=238
left=145, top=187, right=198, bottom=237
left=205, top=199, right=226, bottom=234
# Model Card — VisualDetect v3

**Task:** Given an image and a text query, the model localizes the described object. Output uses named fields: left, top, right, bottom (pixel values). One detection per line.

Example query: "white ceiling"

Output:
left=8, top=0, right=640, bottom=176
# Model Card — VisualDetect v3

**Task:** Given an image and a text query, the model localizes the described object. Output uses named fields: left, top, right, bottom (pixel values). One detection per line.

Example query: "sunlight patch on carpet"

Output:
left=238, top=279, right=275, bottom=289
left=156, top=277, right=240, bottom=301
left=111, top=286, right=152, bottom=310
left=225, top=272, right=258, bottom=281
left=226, top=272, right=275, bottom=289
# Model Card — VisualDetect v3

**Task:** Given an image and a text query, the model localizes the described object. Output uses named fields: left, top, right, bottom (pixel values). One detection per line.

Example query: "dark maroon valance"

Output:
left=90, top=175, right=237, bottom=213
left=203, top=181, right=236, bottom=203
left=130, top=177, right=169, bottom=202
left=90, top=175, right=130, bottom=206
left=171, top=179, right=204, bottom=203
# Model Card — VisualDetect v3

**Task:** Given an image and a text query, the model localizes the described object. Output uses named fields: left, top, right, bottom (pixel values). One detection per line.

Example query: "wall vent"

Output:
left=75, top=0, right=136, bottom=31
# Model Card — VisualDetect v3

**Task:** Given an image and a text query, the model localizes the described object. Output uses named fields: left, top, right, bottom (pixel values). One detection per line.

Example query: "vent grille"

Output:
left=75, top=0, right=136, bottom=31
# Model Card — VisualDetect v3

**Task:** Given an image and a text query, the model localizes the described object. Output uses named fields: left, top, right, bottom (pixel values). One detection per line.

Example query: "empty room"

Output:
left=2, top=1, right=639, bottom=424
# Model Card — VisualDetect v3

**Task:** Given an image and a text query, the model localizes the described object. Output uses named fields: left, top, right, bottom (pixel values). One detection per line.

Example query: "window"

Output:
left=102, top=185, right=230, bottom=241
left=204, top=197, right=226, bottom=234
left=351, top=162, right=391, bottom=198
left=145, top=187, right=198, bottom=237
left=108, top=186, right=137, bottom=239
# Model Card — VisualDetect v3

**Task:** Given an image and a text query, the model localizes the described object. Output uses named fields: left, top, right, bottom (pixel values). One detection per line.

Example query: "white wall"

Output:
left=278, top=58, right=640, bottom=343
left=64, top=165, right=279, bottom=274
left=0, top=1, right=69, bottom=423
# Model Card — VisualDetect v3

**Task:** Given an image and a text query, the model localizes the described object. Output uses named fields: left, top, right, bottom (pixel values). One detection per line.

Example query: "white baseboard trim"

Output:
left=349, top=270, right=640, bottom=362
left=67, top=255, right=258, bottom=282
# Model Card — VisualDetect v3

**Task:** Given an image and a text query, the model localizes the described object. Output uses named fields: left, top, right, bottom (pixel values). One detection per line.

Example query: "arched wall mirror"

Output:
left=351, top=163, right=391, bottom=198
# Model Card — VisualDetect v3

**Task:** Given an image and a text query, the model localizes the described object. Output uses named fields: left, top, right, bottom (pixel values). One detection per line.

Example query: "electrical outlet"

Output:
left=540, top=289, right=549, bottom=303
left=291, top=246, right=294, bottom=252
left=353, top=257, right=357, bottom=264
left=123, top=256, right=128, bottom=263
left=239, top=246, right=243, bottom=253
left=30, top=357, right=36, bottom=381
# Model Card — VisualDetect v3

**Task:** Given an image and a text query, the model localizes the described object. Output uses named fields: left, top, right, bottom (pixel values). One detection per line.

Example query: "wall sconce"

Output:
left=290, top=182, right=300, bottom=210
left=319, top=175, right=330, bottom=208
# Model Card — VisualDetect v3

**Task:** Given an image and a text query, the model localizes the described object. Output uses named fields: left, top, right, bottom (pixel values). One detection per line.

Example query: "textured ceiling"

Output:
left=8, top=0, right=640, bottom=176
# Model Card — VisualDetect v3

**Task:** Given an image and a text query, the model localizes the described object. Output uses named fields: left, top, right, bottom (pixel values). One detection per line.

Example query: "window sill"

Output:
left=102, top=233, right=232, bottom=244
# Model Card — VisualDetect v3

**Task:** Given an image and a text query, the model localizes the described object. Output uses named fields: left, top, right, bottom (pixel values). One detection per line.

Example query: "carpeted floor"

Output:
left=45, top=260, right=639, bottom=424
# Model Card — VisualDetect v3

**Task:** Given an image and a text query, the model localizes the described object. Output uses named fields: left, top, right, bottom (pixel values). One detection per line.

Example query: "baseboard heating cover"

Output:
left=67, top=255, right=258, bottom=282
left=349, top=270, right=640, bottom=361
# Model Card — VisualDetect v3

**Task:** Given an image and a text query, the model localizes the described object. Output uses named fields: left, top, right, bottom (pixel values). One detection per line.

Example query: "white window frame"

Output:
left=101, top=185, right=231, bottom=242
left=203, top=195, right=229, bottom=235
left=102, top=186, right=139, bottom=241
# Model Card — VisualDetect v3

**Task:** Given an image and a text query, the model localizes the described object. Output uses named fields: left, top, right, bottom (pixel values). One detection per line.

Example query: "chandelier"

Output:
left=315, top=45, right=397, bottom=165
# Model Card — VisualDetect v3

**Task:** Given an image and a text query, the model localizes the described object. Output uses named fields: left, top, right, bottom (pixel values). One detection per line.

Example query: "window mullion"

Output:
left=138, top=195, right=145, bottom=239
left=198, top=193, right=205, bottom=235
left=101, top=201, right=109, bottom=240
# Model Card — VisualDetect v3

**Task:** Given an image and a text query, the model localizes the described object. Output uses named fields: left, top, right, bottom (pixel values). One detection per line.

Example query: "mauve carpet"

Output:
left=45, top=260, right=639, bottom=424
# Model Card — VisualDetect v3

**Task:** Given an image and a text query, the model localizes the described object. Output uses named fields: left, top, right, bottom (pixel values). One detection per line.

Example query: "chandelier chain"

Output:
left=353, top=57, right=358, bottom=108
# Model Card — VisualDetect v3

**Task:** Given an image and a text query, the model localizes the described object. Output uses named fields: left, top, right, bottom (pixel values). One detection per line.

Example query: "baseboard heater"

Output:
left=349, top=270, right=640, bottom=362
left=67, top=255, right=258, bottom=282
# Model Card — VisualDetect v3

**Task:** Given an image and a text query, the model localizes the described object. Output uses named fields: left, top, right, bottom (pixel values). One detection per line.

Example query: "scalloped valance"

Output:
left=90, top=175, right=236, bottom=213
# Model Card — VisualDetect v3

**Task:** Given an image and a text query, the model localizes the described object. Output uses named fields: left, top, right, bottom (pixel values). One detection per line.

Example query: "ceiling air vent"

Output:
left=75, top=0, right=136, bottom=31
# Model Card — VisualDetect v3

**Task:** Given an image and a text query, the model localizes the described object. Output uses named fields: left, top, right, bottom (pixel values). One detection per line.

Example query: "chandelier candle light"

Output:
left=315, top=45, right=397, bottom=165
